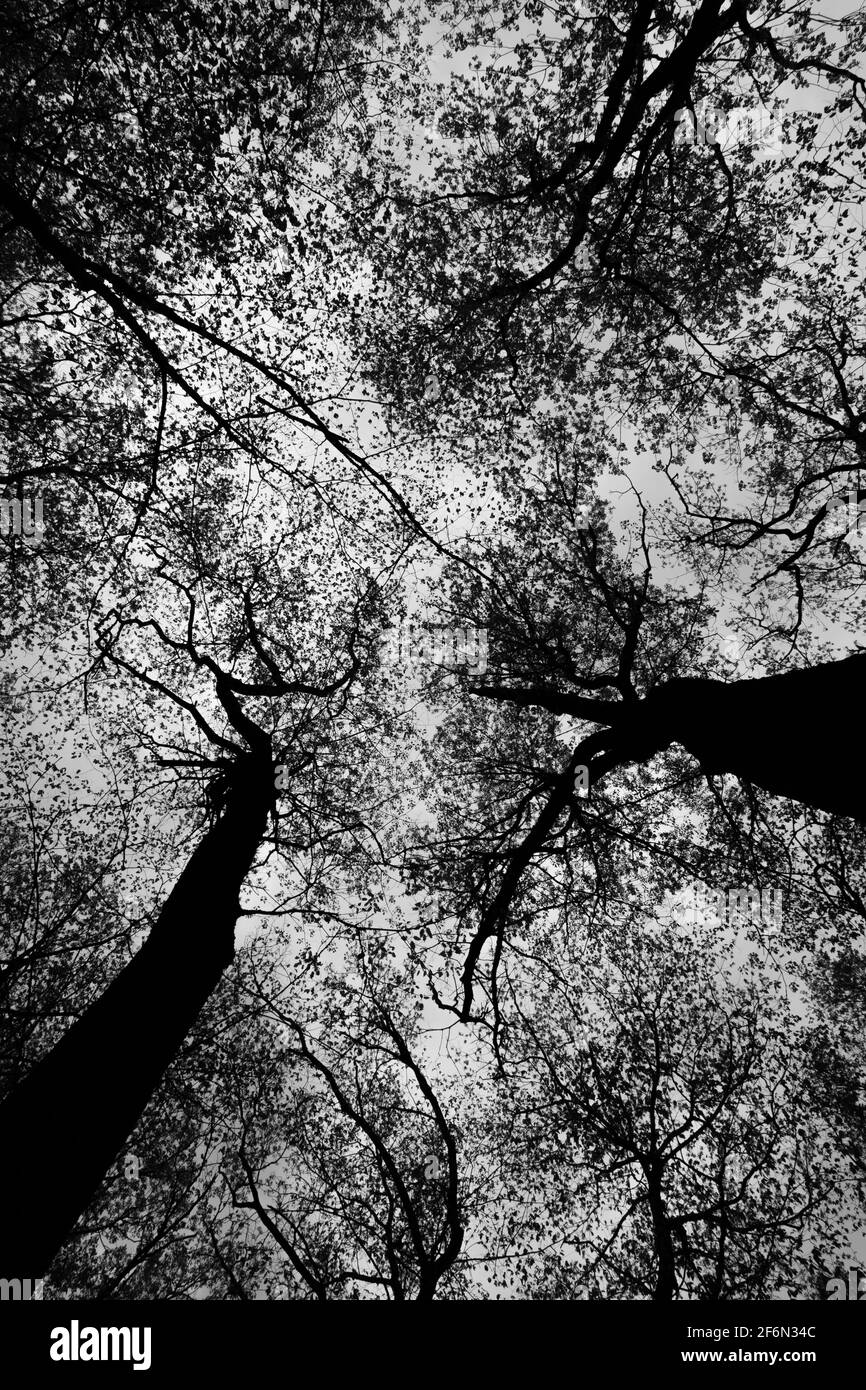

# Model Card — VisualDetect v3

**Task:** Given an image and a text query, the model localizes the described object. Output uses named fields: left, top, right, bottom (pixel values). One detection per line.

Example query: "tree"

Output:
left=474, top=916, right=847, bottom=1300
left=0, top=0, right=420, bottom=1276
left=218, top=942, right=468, bottom=1300
left=339, top=0, right=866, bottom=823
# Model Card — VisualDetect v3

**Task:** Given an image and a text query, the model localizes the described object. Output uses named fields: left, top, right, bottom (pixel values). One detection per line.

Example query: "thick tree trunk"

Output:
left=475, top=652, right=866, bottom=821
left=644, top=653, right=866, bottom=823
left=0, top=753, right=272, bottom=1278
left=647, top=1177, right=676, bottom=1301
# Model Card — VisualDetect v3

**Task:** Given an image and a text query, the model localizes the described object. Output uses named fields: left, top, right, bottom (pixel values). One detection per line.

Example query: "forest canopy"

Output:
left=1, top=0, right=864, bottom=1301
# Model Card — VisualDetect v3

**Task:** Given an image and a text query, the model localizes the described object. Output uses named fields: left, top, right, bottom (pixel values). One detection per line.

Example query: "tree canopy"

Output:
left=1, top=0, right=864, bottom=1301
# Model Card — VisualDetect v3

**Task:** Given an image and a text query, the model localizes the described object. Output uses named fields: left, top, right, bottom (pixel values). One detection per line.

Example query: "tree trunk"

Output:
left=645, top=653, right=866, bottom=823
left=647, top=1176, right=677, bottom=1301
left=0, top=754, right=272, bottom=1278
left=475, top=652, right=866, bottom=822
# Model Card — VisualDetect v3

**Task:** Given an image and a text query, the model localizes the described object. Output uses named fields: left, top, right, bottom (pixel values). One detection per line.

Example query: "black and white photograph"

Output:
left=1, top=0, right=864, bottom=1372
